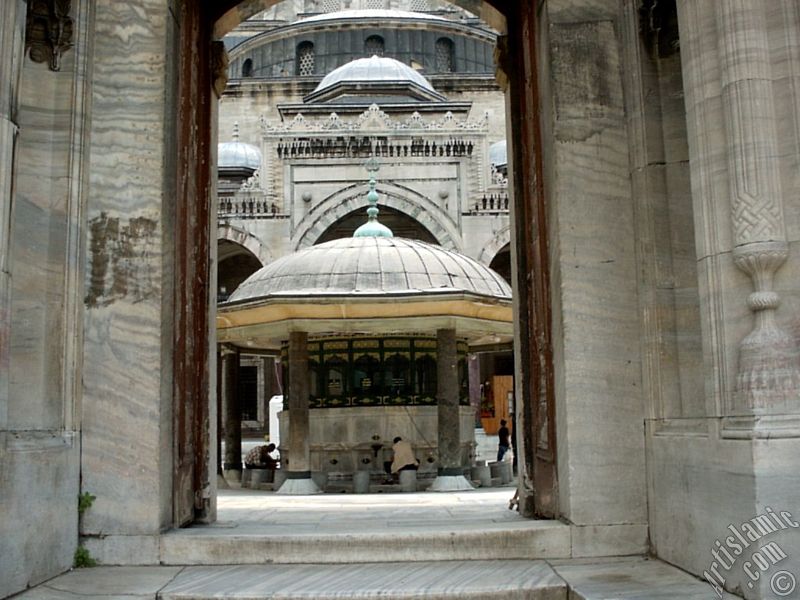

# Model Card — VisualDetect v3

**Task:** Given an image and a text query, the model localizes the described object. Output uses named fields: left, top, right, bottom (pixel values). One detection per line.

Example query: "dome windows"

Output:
left=242, top=58, right=253, bottom=78
left=435, top=37, right=454, bottom=72
left=296, top=41, right=316, bottom=76
left=364, top=35, right=385, bottom=56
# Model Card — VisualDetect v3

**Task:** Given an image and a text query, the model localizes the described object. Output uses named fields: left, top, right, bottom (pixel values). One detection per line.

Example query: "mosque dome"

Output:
left=218, top=123, right=262, bottom=171
left=227, top=237, right=511, bottom=303
left=305, top=55, right=445, bottom=103
left=299, top=9, right=450, bottom=25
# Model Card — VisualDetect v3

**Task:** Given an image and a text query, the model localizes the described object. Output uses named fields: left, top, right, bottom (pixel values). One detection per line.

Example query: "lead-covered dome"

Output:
left=305, top=56, right=446, bottom=103
left=218, top=123, right=262, bottom=171
left=227, top=237, right=511, bottom=303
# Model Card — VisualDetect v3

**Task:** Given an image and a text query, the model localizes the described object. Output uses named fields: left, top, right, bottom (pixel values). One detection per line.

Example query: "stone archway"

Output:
left=477, top=225, right=511, bottom=267
left=293, top=182, right=463, bottom=252
left=217, top=224, right=273, bottom=266
left=194, top=0, right=554, bottom=525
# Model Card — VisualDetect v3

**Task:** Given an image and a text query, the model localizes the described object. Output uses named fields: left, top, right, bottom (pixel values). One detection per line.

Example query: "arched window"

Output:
left=241, top=58, right=253, bottom=78
left=384, top=352, right=411, bottom=399
left=296, top=42, right=315, bottom=76
left=414, top=353, right=437, bottom=398
left=324, top=356, right=347, bottom=399
left=364, top=35, right=385, bottom=57
left=435, top=38, right=454, bottom=73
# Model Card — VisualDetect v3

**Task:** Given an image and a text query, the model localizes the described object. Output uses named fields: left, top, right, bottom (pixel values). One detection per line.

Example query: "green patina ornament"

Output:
left=353, top=158, right=393, bottom=238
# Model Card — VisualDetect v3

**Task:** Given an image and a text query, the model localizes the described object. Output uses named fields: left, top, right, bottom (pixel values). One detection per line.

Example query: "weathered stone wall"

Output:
left=543, top=0, right=648, bottom=554
left=79, top=0, right=177, bottom=564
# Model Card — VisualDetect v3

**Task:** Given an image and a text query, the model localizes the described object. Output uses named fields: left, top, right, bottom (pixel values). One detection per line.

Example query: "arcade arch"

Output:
left=293, top=182, right=463, bottom=252
left=315, top=205, right=440, bottom=245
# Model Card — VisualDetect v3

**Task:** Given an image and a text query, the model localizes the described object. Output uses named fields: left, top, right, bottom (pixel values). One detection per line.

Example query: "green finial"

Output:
left=354, top=157, right=393, bottom=238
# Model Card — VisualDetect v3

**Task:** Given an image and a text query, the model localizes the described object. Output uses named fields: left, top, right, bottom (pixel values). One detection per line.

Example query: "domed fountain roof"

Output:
left=227, top=236, right=511, bottom=303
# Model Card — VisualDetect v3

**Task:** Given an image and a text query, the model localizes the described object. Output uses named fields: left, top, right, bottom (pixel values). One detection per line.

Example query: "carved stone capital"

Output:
left=25, top=0, right=73, bottom=72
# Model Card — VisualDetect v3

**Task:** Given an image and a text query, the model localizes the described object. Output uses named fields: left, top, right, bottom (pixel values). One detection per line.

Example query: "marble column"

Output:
left=717, top=0, right=800, bottom=425
left=277, top=331, right=320, bottom=494
left=430, top=328, right=472, bottom=491
left=221, top=346, right=242, bottom=479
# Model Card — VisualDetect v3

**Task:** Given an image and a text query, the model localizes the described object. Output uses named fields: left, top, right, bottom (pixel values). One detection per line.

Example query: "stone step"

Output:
left=159, top=520, right=572, bottom=565
left=158, top=561, right=568, bottom=599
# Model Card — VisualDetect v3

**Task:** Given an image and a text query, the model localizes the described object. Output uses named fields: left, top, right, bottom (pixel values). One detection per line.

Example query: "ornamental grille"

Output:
left=364, top=35, right=385, bottom=56
left=364, top=0, right=386, bottom=8
left=435, top=38, right=454, bottom=72
left=297, top=43, right=315, bottom=76
left=320, top=0, right=341, bottom=12
left=409, top=0, right=428, bottom=11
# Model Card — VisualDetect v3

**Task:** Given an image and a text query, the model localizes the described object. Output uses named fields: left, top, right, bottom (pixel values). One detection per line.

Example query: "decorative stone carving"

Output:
left=718, top=1, right=800, bottom=416
left=25, top=0, right=73, bottom=71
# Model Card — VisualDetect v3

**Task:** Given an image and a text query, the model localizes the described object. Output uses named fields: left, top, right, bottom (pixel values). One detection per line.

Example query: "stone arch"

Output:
left=293, top=182, right=463, bottom=252
left=217, top=224, right=273, bottom=266
left=214, top=1, right=506, bottom=38
left=477, top=225, right=511, bottom=266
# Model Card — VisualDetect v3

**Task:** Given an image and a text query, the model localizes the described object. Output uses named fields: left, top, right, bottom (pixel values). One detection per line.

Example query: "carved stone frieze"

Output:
left=25, top=0, right=73, bottom=71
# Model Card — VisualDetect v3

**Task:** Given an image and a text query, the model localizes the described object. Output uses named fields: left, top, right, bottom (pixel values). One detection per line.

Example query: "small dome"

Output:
left=218, top=123, right=262, bottom=170
left=227, top=237, right=511, bottom=303
left=488, top=140, right=507, bottom=168
left=312, top=55, right=436, bottom=96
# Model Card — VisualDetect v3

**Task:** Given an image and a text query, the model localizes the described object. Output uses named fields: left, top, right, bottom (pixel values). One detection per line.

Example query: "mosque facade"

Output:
left=215, top=5, right=513, bottom=434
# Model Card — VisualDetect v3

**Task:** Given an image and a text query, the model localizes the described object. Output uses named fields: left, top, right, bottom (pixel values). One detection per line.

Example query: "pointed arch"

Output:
left=477, top=225, right=511, bottom=266
left=217, top=224, right=273, bottom=266
left=293, top=181, right=463, bottom=252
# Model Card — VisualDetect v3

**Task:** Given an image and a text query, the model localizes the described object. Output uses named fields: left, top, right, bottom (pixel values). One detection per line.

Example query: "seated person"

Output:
left=383, top=436, right=419, bottom=482
left=244, top=443, right=279, bottom=470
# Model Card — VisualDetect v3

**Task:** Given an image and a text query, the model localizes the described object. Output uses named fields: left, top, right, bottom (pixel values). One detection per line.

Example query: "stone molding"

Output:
left=262, top=104, right=489, bottom=135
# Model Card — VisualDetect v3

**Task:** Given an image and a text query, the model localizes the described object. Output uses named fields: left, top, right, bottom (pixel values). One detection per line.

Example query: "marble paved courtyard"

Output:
left=14, top=488, right=742, bottom=599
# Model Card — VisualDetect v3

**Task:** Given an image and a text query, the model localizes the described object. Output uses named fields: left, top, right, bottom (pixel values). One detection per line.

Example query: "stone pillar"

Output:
left=221, top=346, right=241, bottom=478
left=277, top=331, right=320, bottom=494
left=0, top=0, right=25, bottom=432
left=429, top=328, right=473, bottom=491
left=717, top=0, right=800, bottom=426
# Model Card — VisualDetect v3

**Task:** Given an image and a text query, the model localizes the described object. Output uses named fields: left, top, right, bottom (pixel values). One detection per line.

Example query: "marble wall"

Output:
left=642, top=1, right=800, bottom=597
left=0, top=0, right=89, bottom=595
left=79, top=0, right=177, bottom=565
left=543, top=0, right=648, bottom=550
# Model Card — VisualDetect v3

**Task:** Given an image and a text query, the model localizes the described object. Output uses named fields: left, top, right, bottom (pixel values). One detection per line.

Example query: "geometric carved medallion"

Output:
left=25, top=0, right=73, bottom=72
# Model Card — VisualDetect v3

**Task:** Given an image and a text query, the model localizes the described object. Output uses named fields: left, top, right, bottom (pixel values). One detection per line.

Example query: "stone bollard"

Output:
left=399, top=469, right=417, bottom=492
left=311, top=471, right=328, bottom=492
left=352, top=470, right=370, bottom=494
left=471, top=465, right=492, bottom=487
left=273, top=469, right=288, bottom=489
left=489, top=461, right=512, bottom=484
left=241, top=469, right=252, bottom=488
left=250, top=469, right=269, bottom=487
